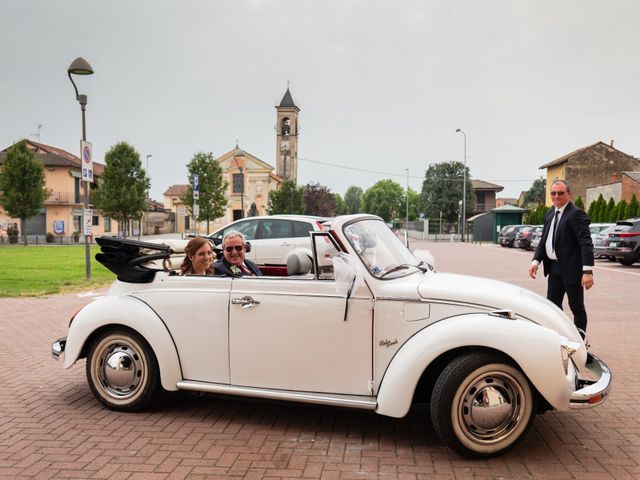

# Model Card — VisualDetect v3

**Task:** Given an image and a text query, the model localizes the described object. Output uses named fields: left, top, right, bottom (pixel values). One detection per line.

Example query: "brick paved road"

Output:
left=0, top=241, right=638, bottom=479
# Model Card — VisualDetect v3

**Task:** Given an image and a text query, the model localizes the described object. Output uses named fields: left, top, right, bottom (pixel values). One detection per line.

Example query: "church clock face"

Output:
left=280, top=141, right=290, bottom=153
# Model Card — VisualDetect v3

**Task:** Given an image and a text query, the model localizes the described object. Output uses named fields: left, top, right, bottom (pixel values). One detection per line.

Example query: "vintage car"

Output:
left=51, top=214, right=611, bottom=458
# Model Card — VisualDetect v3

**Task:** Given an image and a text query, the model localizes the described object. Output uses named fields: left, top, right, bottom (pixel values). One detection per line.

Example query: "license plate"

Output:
left=609, top=242, right=617, bottom=247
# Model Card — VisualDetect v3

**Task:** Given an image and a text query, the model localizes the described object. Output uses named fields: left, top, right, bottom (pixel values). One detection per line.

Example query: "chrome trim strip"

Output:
left=51, top=337, right=66, bottom=361
left=176, top=381, right=377, bottom=410
left=569, top=353, right=612, bottom=409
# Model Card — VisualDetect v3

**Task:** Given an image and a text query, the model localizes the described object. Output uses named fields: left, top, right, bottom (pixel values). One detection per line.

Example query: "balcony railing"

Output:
left=44, top=191, right=94, bottom=205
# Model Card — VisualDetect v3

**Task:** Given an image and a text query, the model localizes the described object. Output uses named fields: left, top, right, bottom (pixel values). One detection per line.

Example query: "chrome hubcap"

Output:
left=99, top=343, right=144, bottom=399
left=458, top=371, right=524, bottom=443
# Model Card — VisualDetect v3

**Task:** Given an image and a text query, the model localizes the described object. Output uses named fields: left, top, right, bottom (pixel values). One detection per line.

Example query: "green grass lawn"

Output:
left=0, top=245, right=115, bottom=297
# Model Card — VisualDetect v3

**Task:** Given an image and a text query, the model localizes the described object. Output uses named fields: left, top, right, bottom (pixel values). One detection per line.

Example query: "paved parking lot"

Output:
left=0, top=240, right=638, bottom=479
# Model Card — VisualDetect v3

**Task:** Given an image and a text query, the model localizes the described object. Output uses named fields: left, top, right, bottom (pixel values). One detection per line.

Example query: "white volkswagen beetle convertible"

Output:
left=52, top=214, right=611, bottom=458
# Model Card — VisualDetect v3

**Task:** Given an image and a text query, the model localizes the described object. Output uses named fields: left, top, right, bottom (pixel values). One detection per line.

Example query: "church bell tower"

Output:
left=275, top=87, right=300, bottom=183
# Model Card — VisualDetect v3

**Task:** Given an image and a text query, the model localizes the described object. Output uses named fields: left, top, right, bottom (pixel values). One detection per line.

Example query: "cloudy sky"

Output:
left=2, top=0, right=639, bottom=202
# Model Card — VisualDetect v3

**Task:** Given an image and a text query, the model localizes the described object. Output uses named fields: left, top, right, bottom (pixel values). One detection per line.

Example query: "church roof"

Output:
left=278, top=88, right=297, bottom=108
left=217, top=146, right=276, bottom=172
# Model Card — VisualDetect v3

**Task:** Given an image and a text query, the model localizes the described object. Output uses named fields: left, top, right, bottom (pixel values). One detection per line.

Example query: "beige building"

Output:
left=0, top=140, right=117, bottom=241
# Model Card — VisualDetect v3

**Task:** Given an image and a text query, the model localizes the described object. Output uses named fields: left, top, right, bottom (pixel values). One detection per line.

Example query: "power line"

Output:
left=298, top=156, right=536, bottom=183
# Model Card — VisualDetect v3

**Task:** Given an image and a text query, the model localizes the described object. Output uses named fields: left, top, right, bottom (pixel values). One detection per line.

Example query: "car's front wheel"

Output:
left=430, top=352, right=536, bottom=458
left=86, top=329, right=160, bottom=411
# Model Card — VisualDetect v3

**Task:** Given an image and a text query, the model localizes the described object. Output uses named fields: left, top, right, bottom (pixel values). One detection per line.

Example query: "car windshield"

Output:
left=343, top=219, right=424, bottom=279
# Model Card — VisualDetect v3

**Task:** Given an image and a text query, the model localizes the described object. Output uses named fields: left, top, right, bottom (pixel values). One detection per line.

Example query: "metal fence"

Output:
left=0, top=234, right=96, bottom=246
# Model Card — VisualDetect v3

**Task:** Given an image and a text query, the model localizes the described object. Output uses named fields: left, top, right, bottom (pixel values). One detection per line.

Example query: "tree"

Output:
left=523, top=176, right=546, bottom=206
left=574, top=196, right=585, bottom=210
left=592, top=194, right=605, bottom=222
left=362, top=179, right=404, bottom=222
left=333, top=193, right=346, bottom=215
left=608, top=203, right=619, bottom=222
left=93, top=142, right=149, bottom=237
left=421, top=161, right=474, bottom=223
left=603, top=198, right=615, bottom=223
left=400, top=188, right=423, bottom=221
left=344, top=186, right=363, bottom=214
left=526, top=203, right=549, bottom=225
left=0, top=140, right=49, bottom=245
left=180, top=152, right=228, bottom=234
left=268, top=180, right=305, bottom=214
left=587, top=198, right=597, bottom=220
left=304, top=182, right=336, bottom=216
left=615, top=199, right=628, bottom=221
left=625, top=194, right=639, bottom=218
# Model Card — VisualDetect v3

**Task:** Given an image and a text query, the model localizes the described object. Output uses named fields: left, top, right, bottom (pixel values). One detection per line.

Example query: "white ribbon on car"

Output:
left=332, top=252, right=366, bottom=296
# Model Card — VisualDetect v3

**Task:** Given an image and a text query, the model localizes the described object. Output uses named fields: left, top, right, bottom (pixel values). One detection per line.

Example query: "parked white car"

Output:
left=207, top=215, right=328, bottom=275
left=52, top=214, right=611, bottom=458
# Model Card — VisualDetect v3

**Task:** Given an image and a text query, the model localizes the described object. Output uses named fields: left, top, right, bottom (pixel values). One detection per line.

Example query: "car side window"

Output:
left=292, top=220, right=314, bottom=238
left=261, top=219, right=291, bottom=239
left=233, top=220, right=259, bottom=240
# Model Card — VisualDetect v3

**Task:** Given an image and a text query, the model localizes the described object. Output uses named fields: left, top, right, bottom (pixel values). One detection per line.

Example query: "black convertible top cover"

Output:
left=95, top=236, right=174, bottom=283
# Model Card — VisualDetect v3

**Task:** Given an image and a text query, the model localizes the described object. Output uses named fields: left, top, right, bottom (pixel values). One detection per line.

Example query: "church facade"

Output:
left=164, top=87, right=300, bottom=234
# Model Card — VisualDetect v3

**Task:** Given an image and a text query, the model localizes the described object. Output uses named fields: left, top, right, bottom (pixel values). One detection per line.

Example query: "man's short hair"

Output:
left=551, top=179, right=571, bottom=192
left=222, top=230, right=246, bottom=246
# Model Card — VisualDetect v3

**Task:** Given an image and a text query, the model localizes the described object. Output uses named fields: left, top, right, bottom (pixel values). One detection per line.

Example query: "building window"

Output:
left=92, top=216, right=99, bottom=226
left=104, top=216, right=111, bottom=232
left=232, top=173, right=243, bottom=193
left=74, top=177, right=81, bottom=204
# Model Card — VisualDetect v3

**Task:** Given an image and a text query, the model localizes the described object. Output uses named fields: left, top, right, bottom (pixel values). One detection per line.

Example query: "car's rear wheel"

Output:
left=430, top=352, right=536, bottom=458
left=86, top=329, right=160, bottom=411
left=618, top=256, right=637, bottom=266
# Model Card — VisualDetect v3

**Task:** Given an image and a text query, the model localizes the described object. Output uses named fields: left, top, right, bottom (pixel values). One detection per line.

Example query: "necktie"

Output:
left=551, top=210, right=560, bottom=251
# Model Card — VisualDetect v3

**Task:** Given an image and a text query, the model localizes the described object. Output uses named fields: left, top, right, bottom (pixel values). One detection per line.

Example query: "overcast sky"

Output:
left=2, top=0, right=639, bottom=202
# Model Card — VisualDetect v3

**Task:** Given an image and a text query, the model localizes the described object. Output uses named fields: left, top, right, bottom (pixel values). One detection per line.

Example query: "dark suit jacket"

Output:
left=214, top=257, right=263, bottom=277
left=533, top=202, right=594, bottom=281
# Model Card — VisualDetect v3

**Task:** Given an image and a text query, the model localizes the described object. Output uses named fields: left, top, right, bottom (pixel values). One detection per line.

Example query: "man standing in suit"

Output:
left=214, top=231, right=263, bottom=277
left=528, top=179, right=594, bottom=334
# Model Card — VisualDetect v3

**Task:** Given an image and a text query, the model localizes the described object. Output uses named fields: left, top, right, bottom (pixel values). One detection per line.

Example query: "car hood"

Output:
left=418, top=272, right=580, bottom=341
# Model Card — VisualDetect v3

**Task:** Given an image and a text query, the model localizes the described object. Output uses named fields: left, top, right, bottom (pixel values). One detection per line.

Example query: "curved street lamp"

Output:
left=455, top=128, right=467, bottom=243
left=68, top=57, right=94, bottom=280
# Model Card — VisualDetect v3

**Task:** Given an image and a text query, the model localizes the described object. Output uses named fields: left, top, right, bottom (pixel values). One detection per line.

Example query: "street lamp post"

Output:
left=68, top=57, right=94, bottom=280
left=455, top=128, right=467, bottom=242
left=233, top=148, right=245, bottom=219
left=146, top=154, right=152, bottom=175
left=405, top=168, right=410, bottom=247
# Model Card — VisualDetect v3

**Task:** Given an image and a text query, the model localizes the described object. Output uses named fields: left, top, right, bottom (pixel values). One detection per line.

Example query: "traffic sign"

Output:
left=83, top=208, right=93, bottom=235
left=80, top=140, right=93, bottom=182
left=193, top=175, right=199, bottom=199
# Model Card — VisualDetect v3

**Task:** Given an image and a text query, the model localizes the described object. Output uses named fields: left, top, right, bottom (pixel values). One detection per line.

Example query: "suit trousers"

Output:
left=547, top=260, right=587, bottom=332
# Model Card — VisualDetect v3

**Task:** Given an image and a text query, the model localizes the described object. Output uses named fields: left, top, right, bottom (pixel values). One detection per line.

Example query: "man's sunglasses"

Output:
left=550, top=191, right=567, bottom=196
left=224, top=245, right=244, bottom=253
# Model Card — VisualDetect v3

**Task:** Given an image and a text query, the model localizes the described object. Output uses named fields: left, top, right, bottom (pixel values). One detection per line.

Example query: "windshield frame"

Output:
left=341, top=217, right=423, bottom=280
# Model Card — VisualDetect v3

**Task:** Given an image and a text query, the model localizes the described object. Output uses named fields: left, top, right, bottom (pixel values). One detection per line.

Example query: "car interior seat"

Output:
left=286, top=250, right=314, bottom=278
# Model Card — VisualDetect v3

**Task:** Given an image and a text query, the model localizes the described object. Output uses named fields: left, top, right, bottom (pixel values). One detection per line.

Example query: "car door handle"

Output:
left=231, top=296, right=261, bottom=308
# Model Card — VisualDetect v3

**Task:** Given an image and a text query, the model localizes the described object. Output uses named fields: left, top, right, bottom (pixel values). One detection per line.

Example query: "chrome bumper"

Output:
left=52, top=337, right=66, bottom=361
left=569, top=353, right=612, bottom=409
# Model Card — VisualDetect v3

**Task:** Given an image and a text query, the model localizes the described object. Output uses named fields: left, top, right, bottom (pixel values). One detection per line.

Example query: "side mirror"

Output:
left=245, top=241, right=252, bottom=253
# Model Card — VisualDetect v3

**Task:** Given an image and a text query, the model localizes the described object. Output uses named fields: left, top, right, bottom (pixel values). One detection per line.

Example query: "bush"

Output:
left=46, top=232, right=55, bottom=243
left=7, top=226, right=18, bottom=244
